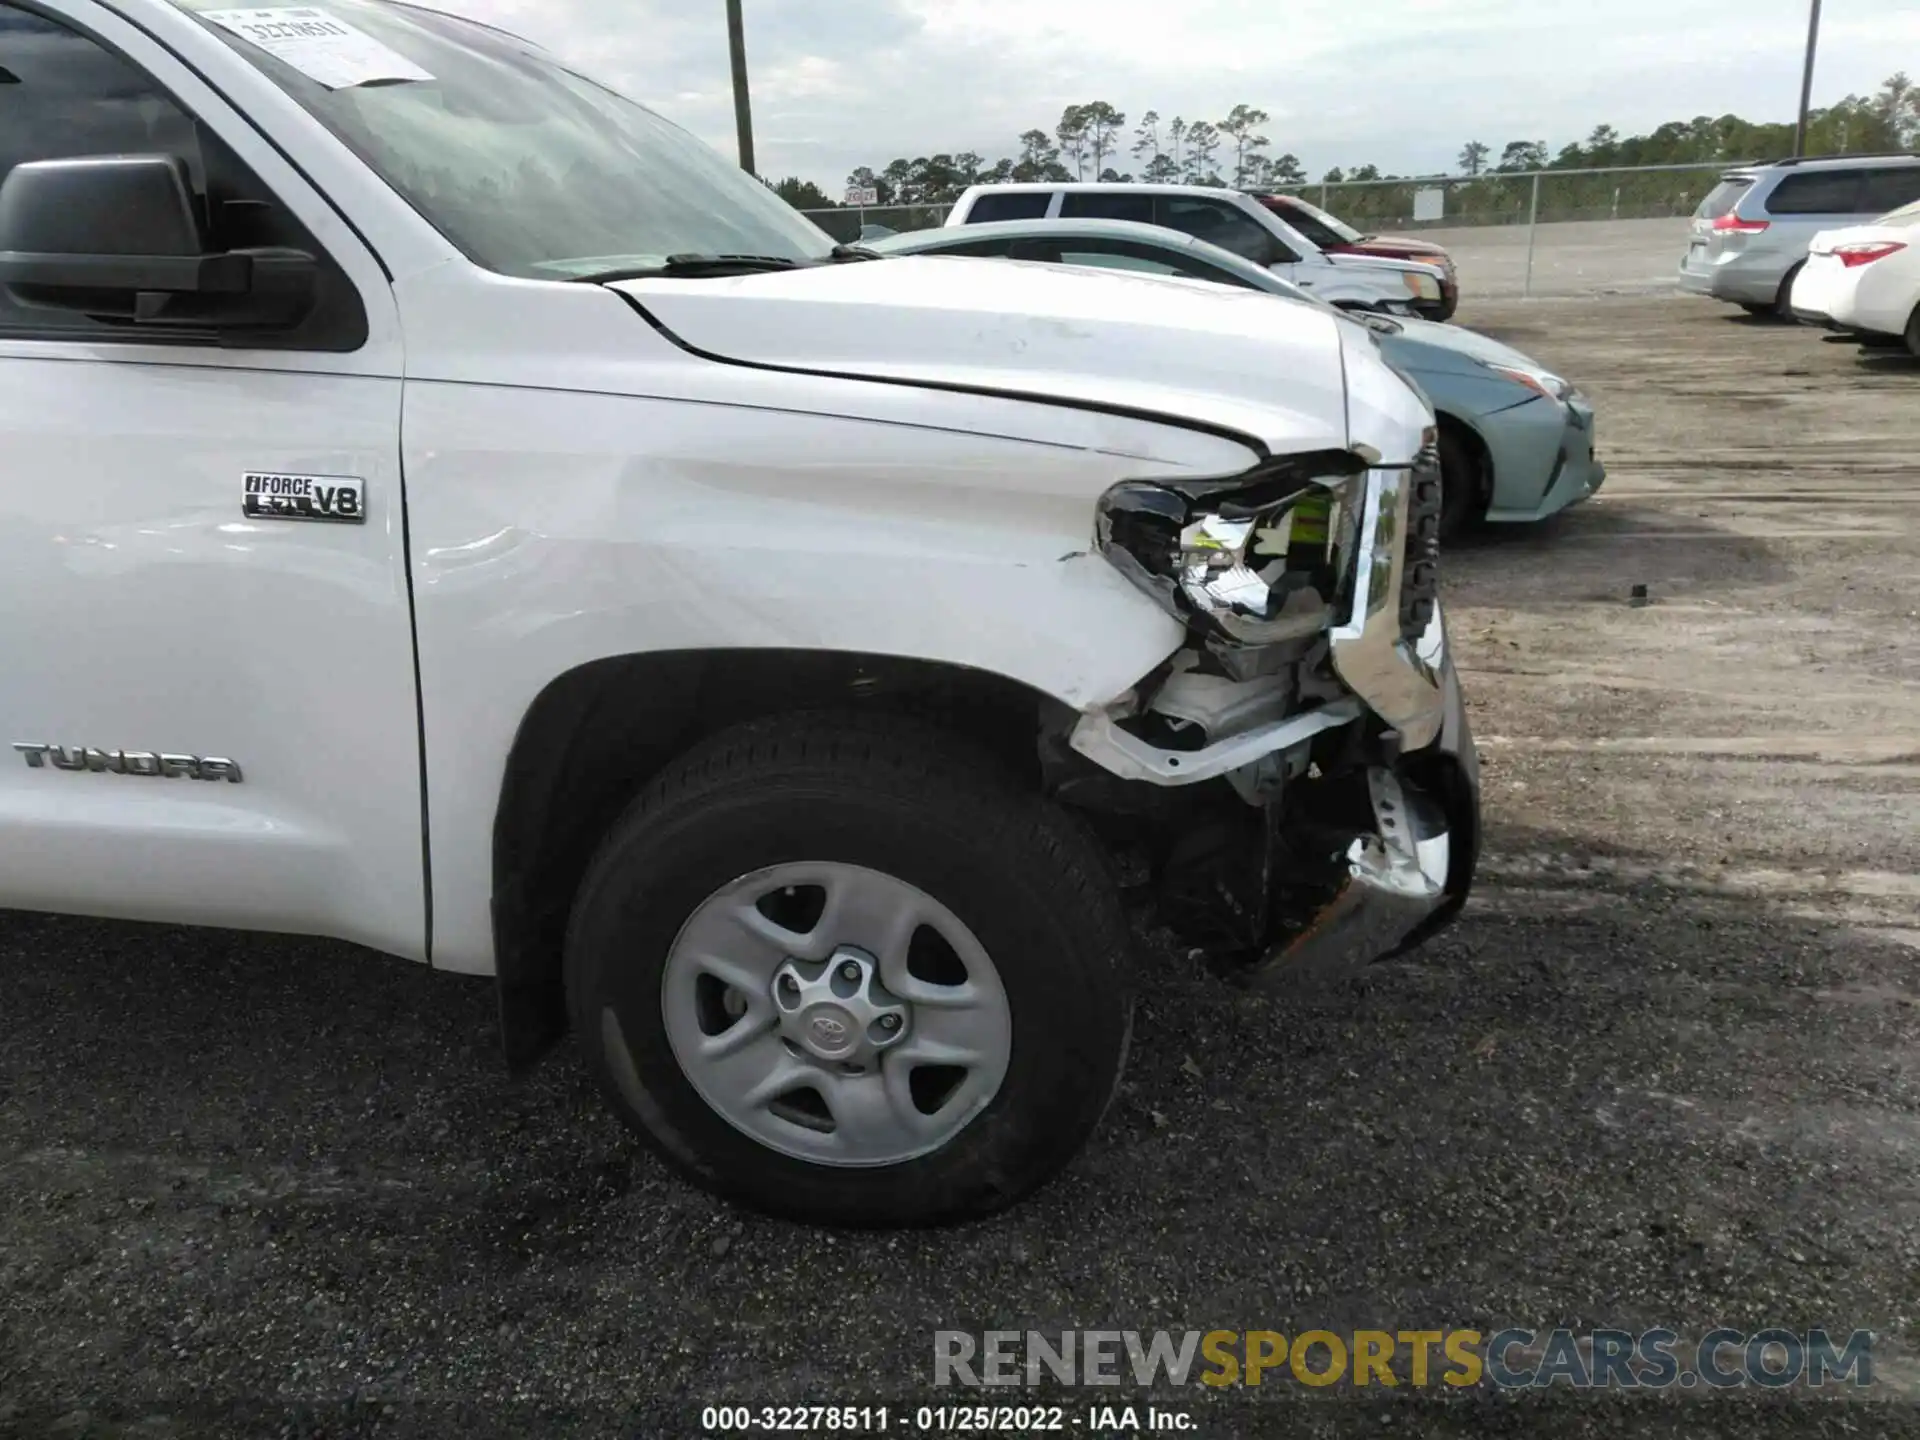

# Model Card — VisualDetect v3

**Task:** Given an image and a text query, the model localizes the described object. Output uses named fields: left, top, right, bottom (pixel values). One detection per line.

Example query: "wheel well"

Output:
left=1775, top=261, right=1804, bottom=310
left=1436, top=413, right=1492, bottom=518
left=491, top=649, right=1056, bottom=1067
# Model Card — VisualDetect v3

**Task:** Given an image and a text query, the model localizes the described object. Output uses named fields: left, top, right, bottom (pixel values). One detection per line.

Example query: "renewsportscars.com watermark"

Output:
left=934, top=1328, right=1875, bottom=1391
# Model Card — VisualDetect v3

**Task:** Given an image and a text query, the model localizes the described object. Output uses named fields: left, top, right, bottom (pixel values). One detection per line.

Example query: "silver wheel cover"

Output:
left=661, top=862, right=1013, bottom=1167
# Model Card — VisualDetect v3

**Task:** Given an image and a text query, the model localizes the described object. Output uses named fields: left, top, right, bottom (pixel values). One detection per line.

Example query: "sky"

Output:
left=446, top=0, right=1920, bottom=193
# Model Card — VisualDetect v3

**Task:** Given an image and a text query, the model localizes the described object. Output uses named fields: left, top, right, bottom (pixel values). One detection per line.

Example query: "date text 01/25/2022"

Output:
left=699, top=1405, right=1196, bottom=1432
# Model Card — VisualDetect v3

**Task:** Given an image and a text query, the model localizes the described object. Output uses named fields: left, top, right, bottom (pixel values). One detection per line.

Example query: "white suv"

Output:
left=0, top=0, right=1479, bottom=1227
left=948, top=183, right=1452, bottom=319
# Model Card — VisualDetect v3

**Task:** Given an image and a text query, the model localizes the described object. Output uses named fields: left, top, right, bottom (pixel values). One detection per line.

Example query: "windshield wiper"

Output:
left=567, top=245, right=880, bottom=285
left=568, top=253, right=803, bottom=283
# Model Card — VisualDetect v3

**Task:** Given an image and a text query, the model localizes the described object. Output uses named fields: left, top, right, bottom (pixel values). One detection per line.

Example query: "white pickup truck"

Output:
left=0, top=0, right=1480, bottom=1226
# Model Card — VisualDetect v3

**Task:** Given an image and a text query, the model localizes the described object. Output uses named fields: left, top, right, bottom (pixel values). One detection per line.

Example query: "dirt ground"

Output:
left=4, top=296, right=1920, bottom=1439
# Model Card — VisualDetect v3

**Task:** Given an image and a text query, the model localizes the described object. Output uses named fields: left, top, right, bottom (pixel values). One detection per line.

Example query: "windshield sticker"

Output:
left=201, top=8, right=434, bottom=89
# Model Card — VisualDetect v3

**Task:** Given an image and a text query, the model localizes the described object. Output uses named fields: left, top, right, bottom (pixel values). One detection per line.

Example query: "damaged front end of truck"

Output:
left=1042, top=438, right=1479, bottom=987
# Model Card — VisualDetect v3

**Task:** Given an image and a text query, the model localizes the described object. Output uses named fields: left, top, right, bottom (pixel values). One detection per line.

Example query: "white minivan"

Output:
left=948, top=183, right=1452, bottom=319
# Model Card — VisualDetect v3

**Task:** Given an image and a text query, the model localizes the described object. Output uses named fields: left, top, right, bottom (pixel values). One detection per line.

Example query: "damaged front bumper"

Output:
left=1254, top=627, right=1479, bottom=985
left=1070, top=450, right=1480, bottom=986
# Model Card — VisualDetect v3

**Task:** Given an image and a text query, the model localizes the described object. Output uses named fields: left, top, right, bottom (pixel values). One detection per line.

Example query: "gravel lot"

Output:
left=5, top=296, right=1920, bottom=1439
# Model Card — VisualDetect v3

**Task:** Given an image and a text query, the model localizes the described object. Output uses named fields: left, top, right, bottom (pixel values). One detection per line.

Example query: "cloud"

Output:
left=440, top=0, right=1920, bottom=189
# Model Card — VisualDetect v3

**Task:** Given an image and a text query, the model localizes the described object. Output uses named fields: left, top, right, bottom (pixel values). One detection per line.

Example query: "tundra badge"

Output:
left=243, top=472, right=365, bottom=524
left=12, top=745, right=243, bottom=782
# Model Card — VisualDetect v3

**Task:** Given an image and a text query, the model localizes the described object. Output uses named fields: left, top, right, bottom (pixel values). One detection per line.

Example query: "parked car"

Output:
left=1, top=0, right=1478, bottom=1227
left=1789, top=199, right=1920, bottom=354
left=1252, top=191, right=1460, bottom=319
left=871, top=219, right=1603, bottom=537
left=1679, top=154, right=1920, bottom=318
left=946, top=182, right=1452, bottom=319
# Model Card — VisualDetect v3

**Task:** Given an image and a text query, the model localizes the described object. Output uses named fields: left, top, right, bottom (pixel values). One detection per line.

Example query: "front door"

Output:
left=0, top=0, right=426, bottom=958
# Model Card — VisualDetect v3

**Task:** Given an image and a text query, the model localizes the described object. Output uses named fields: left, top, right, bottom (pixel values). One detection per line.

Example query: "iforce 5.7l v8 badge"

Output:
left=242, top=472, right=365, bottom=524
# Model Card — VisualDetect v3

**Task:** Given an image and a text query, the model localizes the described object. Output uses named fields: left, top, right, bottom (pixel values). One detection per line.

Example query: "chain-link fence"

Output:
left=1281, top=162, right=1728, bottom=297
left=801, top=203, right=950, bottom=244
left=801, top=162, right=1733, bottom=298
left=1275, top=161, right=1730, bottom=232
left=803, top=163, right=1727, bottom=237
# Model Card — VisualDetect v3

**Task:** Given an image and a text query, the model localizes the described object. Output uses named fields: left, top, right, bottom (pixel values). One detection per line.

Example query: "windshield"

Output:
left=1260, top=195, right=1363, bottom=245
left=170, top=0, right=835, bottom=278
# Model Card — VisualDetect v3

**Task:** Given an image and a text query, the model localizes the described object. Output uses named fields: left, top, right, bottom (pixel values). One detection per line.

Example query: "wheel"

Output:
left=1435, top=426, right=1482, bottom=541
left=1906, top=305, right=1920, bottom=360
left=565, top=712, right=1134, bottom=1227
left=1772, top=264, right=1804, bottom=321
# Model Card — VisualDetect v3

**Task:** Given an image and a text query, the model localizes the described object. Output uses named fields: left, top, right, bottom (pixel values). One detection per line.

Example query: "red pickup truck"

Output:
left=1256, top=192, right=1460, bottom=320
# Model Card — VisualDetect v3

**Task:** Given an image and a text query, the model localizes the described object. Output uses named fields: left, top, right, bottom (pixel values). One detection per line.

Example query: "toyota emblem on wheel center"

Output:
left=808, top=1012, right=852, bottom=1050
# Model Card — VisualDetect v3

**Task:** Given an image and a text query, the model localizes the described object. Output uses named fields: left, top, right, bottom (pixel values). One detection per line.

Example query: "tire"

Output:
left=1772, top=264, right=1804, bottom=321
left=564, top=711, right=1135, bottom=1228
left=1906, top=305, right=1920, bottom=360
left=1738, top=302, right=1770, bottom=317
left=1435, top=426, right=1482, bottom=542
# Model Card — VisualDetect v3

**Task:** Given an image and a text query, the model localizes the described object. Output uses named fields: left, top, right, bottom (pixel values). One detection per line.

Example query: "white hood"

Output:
left=1326, top=252, right=1445, bottom=279
left=612, top=255, right=1351, bottom=455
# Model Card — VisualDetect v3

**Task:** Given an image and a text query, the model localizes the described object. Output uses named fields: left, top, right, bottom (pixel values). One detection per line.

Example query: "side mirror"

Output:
left=0, top=154, right=316, bottom=329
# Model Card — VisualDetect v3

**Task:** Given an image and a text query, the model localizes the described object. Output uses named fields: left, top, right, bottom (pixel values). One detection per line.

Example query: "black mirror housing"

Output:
left=0, top=153, right=204, bottom=256
left=0, top=153, right=316, bottom=330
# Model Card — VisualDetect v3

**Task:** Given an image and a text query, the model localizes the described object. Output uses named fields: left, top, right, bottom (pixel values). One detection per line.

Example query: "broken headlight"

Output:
left=1095, top=450, right=1370, bottom=649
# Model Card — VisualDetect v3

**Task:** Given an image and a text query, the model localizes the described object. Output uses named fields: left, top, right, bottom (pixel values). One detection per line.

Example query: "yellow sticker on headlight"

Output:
left=1288, top=495, right=1330, bottom=546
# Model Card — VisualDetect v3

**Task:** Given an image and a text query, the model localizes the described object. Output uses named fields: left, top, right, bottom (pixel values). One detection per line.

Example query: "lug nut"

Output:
left=840, top=962, right=861, bottom=982
left=879, top=1014, right=901, bottom=1031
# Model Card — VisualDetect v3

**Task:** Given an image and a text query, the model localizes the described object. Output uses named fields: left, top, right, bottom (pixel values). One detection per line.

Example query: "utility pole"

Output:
left=1793, top=0, right=1822, bottom=157
left=726, top=0, right=756, bottom=173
